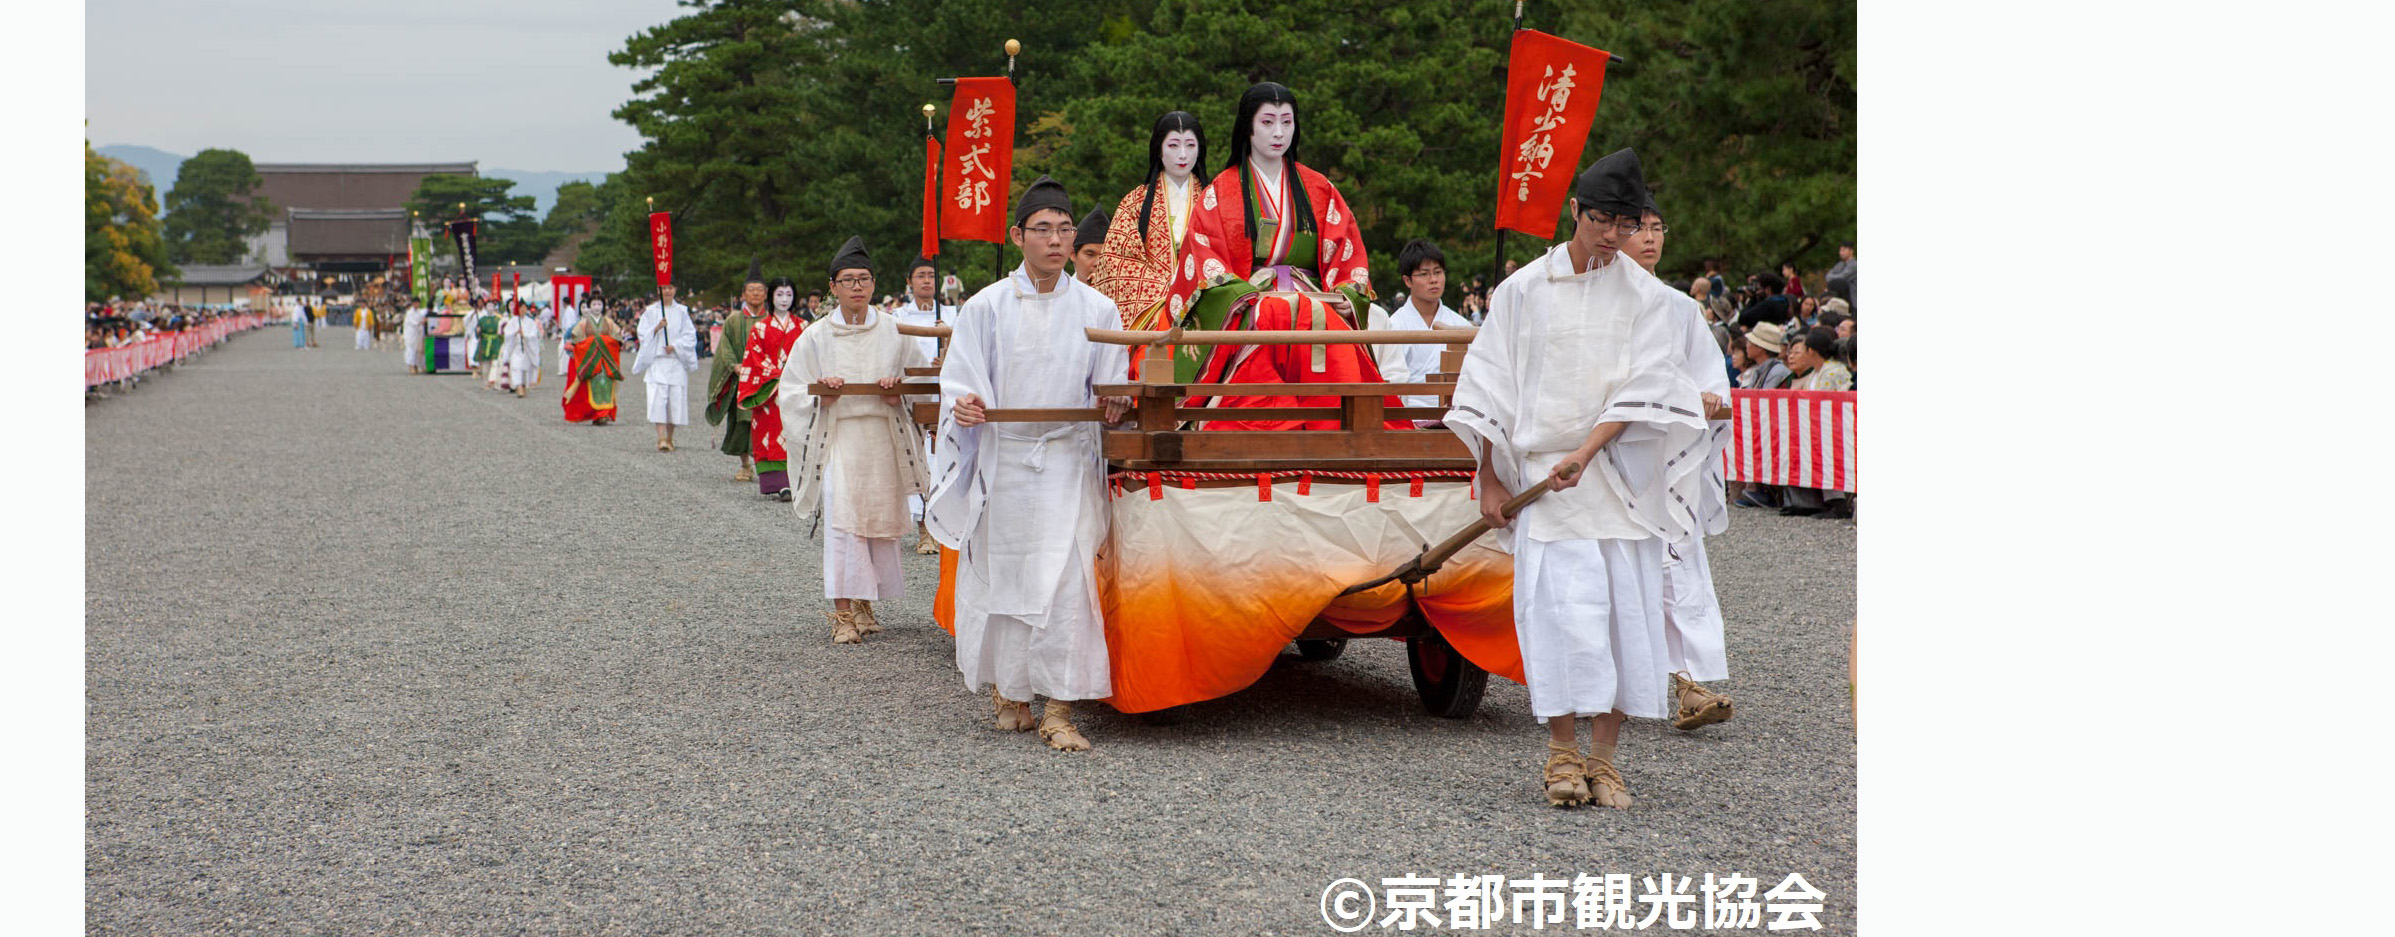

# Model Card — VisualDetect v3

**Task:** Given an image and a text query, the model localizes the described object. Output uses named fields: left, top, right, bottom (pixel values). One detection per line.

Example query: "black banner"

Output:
left=447, top=219, right=480, bottom=290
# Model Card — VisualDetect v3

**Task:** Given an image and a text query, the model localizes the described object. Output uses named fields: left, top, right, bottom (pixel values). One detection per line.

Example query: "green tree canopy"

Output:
left=580, top=0, right=1853, bottom=303
left=87, top=140, right=174, bottom=302
left=406, top=174, right=556, bottom=268
left=161, top=148, right=276, bottom=266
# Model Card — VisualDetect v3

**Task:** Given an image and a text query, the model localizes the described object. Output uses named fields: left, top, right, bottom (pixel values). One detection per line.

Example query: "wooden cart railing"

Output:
left=808, top=323, right=1483, bottom=473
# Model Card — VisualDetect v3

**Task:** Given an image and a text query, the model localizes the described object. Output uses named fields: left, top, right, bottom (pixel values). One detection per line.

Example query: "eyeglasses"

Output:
left=833, top=276, right=874, bottom=288
left=1579, top=211, right=1664, bottom=236
left=1019, top=224, right=1077, bottom=240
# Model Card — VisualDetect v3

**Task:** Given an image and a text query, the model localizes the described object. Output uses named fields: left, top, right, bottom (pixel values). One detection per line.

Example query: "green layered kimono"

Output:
left=705, top=310, right=759, bottom=457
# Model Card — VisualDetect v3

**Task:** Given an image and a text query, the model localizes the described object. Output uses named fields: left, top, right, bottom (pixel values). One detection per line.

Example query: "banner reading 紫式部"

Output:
left=1493, top=30, right=1612, bottom=238
left=648, top=212, right=674, bottom=287
left=939, top=77, right=1015, bottom=244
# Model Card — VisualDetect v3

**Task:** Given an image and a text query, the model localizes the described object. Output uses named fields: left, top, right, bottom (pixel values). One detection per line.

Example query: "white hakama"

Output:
left=1515, top=534, right=1674, bottom=721
left=955, top=537, right=1111, bottom=704
left=926, top=268, right=1128, bottom=703
left=644, top=379, right=689, bottom=425
left=1661, top=537, right=1728, bottom=683
left=818, top=457, right=909, bottom=601
left=1657, top=290, right=1736, bottom=684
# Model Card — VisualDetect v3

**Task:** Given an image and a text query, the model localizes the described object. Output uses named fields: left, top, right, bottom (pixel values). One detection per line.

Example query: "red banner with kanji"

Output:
left=648, top=211, right=674, bottom=286
left=921, top=133, right=943, bottom=258
left=939, top=77, right=1016, bottom=243
left=1494, top=31, right=1611, bottom=238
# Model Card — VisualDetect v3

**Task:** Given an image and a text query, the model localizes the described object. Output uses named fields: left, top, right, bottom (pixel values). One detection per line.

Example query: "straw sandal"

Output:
left=734, top=466, right=755, bottom=482
left=826, top=608, right=862, bottom=645
left=1670, top=672, right=1734, bottom=731
left=1544, top=743, right=1589, bottom=808
left=1038, top=700, right=1091, bottom=752
left=1585, top=744, right=1633, bottom=810
left=916, top=524, right=940, bottom=555
left=853, top=600, right=881, bottom=635
left=992, top=691, right=1036, bottom=732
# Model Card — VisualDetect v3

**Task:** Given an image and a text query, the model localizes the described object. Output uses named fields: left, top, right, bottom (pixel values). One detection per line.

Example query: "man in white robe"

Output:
left=1373, top=238, right=1475, bottom=425
left=1445, top=148, right=1708, bottom=810
left=632, top=284, right=699, bottom=451
left=780, top=238, right=933, bottom=645
left=925, top=176, right=1132, bottom=752
left=892, top=255, right=956, bottom=554
left=1626, top=192, right=1739, bottom=733
left=402, top=302, right=427, bottom=374
left=501, top=303, right=541, bottom=397
left=555, top=293, right=582, bottom=379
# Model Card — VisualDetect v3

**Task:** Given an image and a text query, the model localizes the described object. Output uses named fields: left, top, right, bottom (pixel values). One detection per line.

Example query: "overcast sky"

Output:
left=86, top=0, right=674, bottom=171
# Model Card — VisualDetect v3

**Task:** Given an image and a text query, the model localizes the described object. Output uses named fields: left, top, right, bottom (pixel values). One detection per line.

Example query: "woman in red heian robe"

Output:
left=1163, top=82, right=1406, bottom=431
left=735, top=277, right=807, bottom=499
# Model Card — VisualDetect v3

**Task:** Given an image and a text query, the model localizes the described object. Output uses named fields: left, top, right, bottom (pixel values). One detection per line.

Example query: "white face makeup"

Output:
left=1161, top=129, right=1201, bottom=183
left=1249, top=103, right=1295, bottom=162
left=772, top=286, right=795, bottom=312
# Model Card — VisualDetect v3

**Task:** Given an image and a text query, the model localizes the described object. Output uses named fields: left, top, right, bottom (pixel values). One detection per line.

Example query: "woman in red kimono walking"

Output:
left=736, top=276, right=807, bottom=500
left=560, top=294, right=623, bottom=425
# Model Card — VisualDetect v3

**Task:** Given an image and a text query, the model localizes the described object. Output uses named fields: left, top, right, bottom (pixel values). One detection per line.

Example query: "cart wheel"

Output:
left=1293, top=638, right=1348, bottom=661
left=1408, top=628, right=1487, bottom=719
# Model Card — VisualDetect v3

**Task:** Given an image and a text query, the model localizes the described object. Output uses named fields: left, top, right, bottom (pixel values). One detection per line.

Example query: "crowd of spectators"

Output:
left=85, top=301, right=253, bottom=349
left=1704, top=241, right=1857, bottom=520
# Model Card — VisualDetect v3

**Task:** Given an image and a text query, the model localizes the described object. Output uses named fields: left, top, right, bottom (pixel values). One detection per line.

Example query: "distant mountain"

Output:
left=91, top=145, right=610, bottom=219
left=485, top=169, right=612, bottom=217
left=95, top=144, right=188, bottom=202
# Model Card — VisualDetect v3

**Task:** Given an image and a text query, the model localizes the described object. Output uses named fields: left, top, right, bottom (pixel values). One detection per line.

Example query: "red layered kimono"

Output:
left=560, top=333, right=622, bottom=424
left=1164, top=162, right=1404, bottom=431
left=736, top=313, right=806, bottom=491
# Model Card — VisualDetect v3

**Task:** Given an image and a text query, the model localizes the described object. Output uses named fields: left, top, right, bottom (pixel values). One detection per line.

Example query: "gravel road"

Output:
left=86, top=327, right=1856, bottom=935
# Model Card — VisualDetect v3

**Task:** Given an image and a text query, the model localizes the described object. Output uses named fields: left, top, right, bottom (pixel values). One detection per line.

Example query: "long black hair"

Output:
left=1136, top=111, right=1207, bottom=243
left=1226, top=82, right=1316, bottom=247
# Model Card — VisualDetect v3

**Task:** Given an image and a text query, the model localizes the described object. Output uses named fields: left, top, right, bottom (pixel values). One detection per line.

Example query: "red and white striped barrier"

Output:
left=1725, top=389, right=1856, bottom=493
left=84, top=314, right=272, bottom=388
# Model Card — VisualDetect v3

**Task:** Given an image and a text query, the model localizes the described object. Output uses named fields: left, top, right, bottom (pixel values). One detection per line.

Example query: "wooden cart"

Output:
left=818, top=321, right=1517, bottom=718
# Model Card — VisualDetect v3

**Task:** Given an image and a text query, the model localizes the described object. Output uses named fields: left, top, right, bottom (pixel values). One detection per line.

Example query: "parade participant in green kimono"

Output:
left=707, top=263, right=769, bottom=483
left=471, top=298, right=506, bottom=390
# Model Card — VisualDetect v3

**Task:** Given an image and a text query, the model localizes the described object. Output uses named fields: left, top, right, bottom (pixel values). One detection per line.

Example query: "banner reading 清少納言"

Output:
left=1493, top=30, right=1611, bottom=238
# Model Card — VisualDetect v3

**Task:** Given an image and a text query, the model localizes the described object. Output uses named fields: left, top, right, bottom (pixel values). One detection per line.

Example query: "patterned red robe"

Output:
left=1165, top=162, right=1405, bottom=431
left=736, top=313, right=806, bottom=493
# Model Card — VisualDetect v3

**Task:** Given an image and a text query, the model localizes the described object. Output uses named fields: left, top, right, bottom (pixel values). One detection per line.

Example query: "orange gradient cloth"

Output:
left=933, top=477, right=1523, bottom=712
